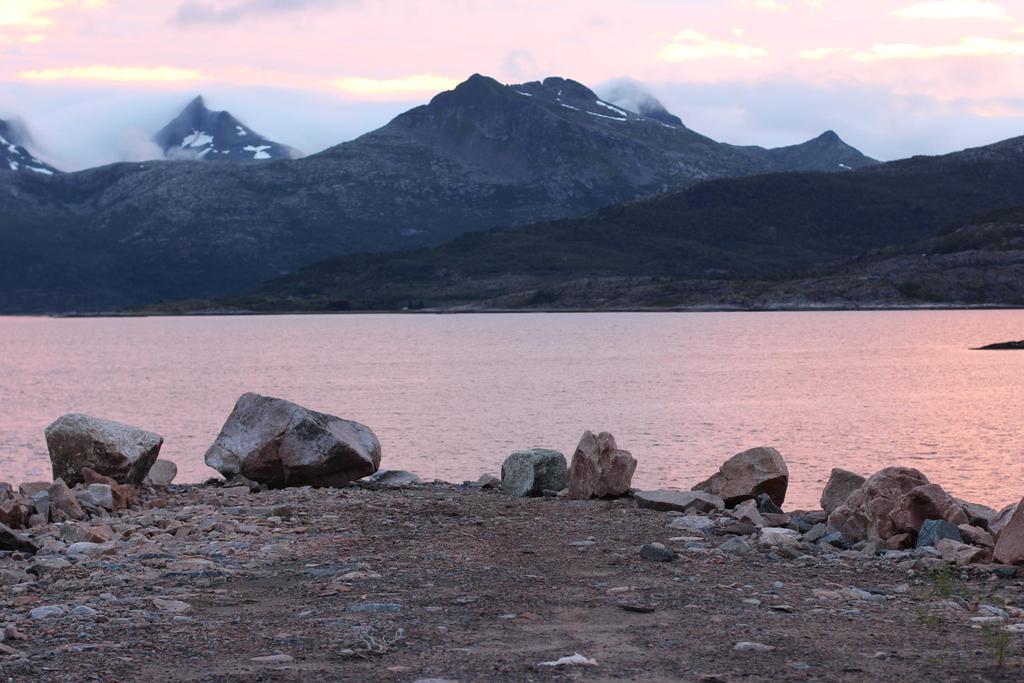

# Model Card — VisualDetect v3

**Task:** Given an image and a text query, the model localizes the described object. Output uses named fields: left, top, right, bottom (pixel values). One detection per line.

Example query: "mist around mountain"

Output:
left=154, top=96, right=301, bottom=162
left=0, top=119, right=60, bottom=176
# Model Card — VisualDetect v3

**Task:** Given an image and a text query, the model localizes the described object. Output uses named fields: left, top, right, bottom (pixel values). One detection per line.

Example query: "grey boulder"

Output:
left=204, top=393, right=381, bottom=488
left=45, top=414, right=163, bottom=486
left=500, top=449, right=568, bottom=497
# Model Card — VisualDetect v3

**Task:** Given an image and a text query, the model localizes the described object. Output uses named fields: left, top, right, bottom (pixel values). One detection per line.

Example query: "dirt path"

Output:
left=2, top=485, right=1023, bottom=681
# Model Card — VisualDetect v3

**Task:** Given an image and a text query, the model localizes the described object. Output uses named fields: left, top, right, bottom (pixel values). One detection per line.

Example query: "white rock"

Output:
left=538, top=653, right=598, bottom=667
left=30, top=605, right=67, bottom=619
left=759, top=527, right=799, bottom=547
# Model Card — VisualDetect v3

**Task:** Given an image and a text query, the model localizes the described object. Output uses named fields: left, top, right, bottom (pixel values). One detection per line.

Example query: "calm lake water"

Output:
left=1, top=311, right=1022, bottom=510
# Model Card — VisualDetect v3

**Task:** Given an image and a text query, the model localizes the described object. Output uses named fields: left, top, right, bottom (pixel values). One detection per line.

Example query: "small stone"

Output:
left=152, top=598, right=192, bottom=614
left=733, top=642, right=775, bottom=653
left=639, top=543, right=675, bottom=562
left=719, top=537, right=752, bottom=555
left=30, top=605, right=67, bottom=620
left=668, top=515, right=715, bottom=536
left=250, top=654, right=294, bottom=665
left=759, top=527, right=799, bottom=547
left=347, top=603, right=402, bottom=613
left=70, top=605, right=99, bottom=618
left=145, top=459, right=178, bottom=487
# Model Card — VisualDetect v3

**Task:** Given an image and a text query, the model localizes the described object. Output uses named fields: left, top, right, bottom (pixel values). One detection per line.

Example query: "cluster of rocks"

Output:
left=1, top=392, right=385, bottom=551
left=493, top=437, right=1024, bottom=571
left=10, top=391, right=1024, bottom=574
left=0, top=414, right=184, bottom=553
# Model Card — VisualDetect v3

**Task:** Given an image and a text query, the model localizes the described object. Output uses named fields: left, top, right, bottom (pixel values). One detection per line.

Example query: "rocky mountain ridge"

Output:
left=0, top=73, right=943, bottom=314
left=153, top=96, right=300, bottom=162
left=0, top=119, right=59, bottom=176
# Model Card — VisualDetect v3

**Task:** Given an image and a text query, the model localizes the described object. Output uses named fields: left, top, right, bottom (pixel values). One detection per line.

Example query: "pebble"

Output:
left=69, top=605, right=99, bottom=618
left=348, top=602, right=402, bottom=613
left=733, top=642, right=775, bottom=653
left=30, top=605, right=67, bottom=620
left=639, top=543, right=675, bottom=562
left=719, top=537, right=752, bottom=555
left=250, top=654, right=295, bottom=665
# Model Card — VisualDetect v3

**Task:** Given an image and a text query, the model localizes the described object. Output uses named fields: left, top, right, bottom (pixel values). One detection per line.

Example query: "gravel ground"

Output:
left=1, top=482, right=1023, bottom=682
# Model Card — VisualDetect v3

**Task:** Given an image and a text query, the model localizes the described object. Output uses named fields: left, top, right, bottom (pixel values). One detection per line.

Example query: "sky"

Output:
left=1, top=0, right=1023, bottom=170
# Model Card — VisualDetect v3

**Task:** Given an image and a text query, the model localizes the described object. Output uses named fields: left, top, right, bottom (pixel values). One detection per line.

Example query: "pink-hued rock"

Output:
left=958, top=524, right=994, bottom=548
left=894, top=483, right=969, bottom=532
left=0, top=496, right=33, bottom=530
left=994, top=498, right=1024, bottom=565
left=693, top=447, right=789, bottom=507
left=827, top=466, right=930, bottom=542
left=47, top=479, right=85, bottom=522
left=991, top=503, right=1019, bottom=539
left=567, top=431, right=637, bottom=500
left=82, top=468, right=134, bottom=511
left=820, top=468, right=866, bottom=514
left=938, top=539, right=991, bottom=565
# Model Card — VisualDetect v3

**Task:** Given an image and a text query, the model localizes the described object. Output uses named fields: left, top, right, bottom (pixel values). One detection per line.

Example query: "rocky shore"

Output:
left=2, top=396, right=1024, bottom=681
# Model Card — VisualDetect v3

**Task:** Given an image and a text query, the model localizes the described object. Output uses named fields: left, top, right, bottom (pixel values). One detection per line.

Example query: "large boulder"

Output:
left=567, top=431, right=637, bottom=500
left=994, top=498, right=1024, bottom=565
left=820, top=468, right=865, bottom=514
left=500, top=449, right=568, bottom=497
left=693, top=447, right=789, bottom=507
left=827, top=466, right=929, bottom=542
left=45, top=414, right=163, bottom=486
left=204, top=393, right=381, bottom=488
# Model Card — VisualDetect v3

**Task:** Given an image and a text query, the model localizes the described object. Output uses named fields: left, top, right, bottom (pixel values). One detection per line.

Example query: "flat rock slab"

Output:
left=634, top=490, right=724, bottom=513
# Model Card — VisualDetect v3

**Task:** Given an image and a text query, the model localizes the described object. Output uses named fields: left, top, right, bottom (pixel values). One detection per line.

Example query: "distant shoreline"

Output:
left=5, top=302, right=1021, bottom=319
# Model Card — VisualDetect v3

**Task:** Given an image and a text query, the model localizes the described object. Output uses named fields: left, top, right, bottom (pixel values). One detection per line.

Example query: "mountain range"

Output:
left=195, top=136, right=1024, bottom=313
left=0, top=74, right=885, bottom=313
left=3, top=73, right=1021, bottom=314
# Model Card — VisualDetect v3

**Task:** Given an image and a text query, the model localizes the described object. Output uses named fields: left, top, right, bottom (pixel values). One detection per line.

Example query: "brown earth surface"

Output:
left=2, top=482, right=1023, bottom=682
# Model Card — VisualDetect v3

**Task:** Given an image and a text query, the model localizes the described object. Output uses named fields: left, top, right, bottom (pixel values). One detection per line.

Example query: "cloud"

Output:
left=853, top=36, right=1024, bottom=60
left=0, top=0, right=105, bottom=27
left=173, top=0, right=346, bottom=24
left=891, top=1, right=1011, bottom=21
left=799, top=47, right=849, bottom=59
left=659, top=30, right=768, bottom=62
left=332, top=74, right=460, bottom=98
left=740, top=0, right=790, bottom=10
left=19, top=65, right=209, bottom=82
